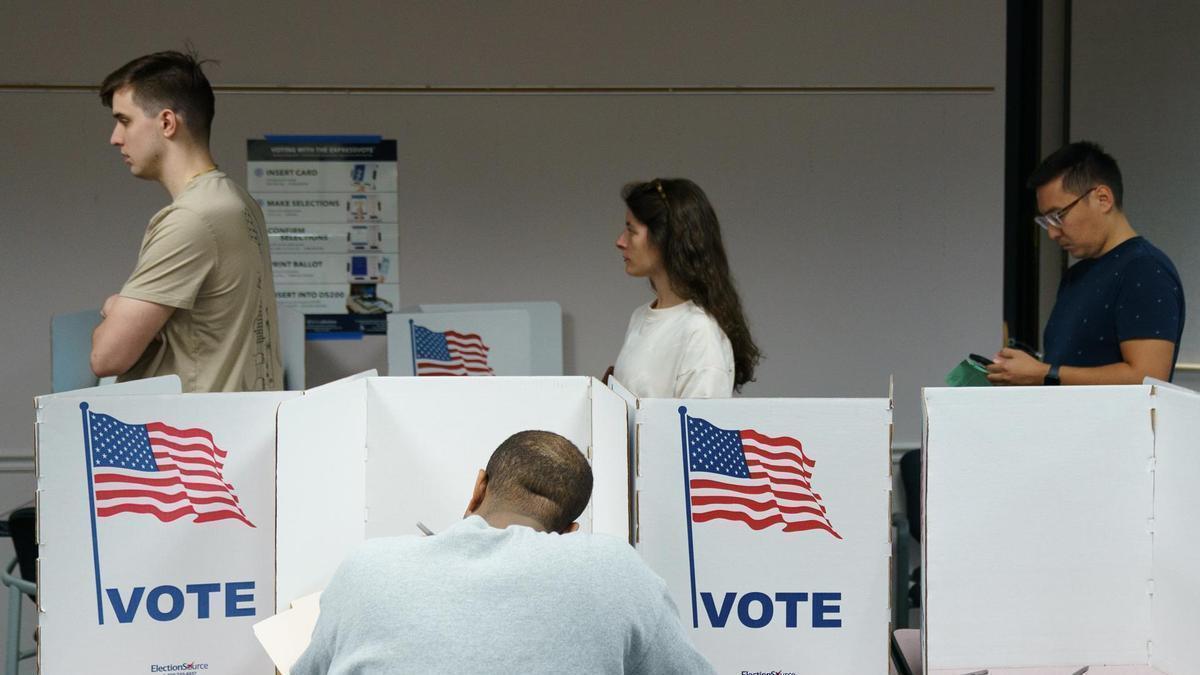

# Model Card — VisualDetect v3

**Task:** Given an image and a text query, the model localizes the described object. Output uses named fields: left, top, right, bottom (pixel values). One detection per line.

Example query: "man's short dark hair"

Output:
left=484, top=430, right=593, bottom=533
left=100, top=50, right=216, bottom=142
left=1027, top=140, right=1124, bottom=209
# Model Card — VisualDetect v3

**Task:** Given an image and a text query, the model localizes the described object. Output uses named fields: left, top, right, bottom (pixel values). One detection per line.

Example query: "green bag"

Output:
left=945, top=358, right=992, bottom=387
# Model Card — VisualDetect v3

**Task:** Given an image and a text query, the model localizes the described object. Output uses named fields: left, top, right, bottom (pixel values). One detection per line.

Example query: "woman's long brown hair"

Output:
left=623, top=178, right=762, bottom=390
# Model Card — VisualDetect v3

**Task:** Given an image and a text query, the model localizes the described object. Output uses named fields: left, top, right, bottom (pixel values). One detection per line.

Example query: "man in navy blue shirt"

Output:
left=988, top=141, right=1185, bottom=385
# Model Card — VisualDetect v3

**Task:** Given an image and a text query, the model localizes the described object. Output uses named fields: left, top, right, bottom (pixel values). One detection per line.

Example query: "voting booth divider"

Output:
left=923, top=384, right=1200, bottom=675
left=35, top=374, right=894, bottom=675
left=624, top=386, right=895, bottom=675
left=414, top=301, right=564, bottom=375
left=273, top=375, right=631, bottom=610
left=36, top=376, right=295, bottom=674
left=387, top=301, right=563, bottom=377
left=33, top=375, right=626, bottom=674
left=386, top=309, right=533, bottom=376
left=49, top=309, right=104, bottom=393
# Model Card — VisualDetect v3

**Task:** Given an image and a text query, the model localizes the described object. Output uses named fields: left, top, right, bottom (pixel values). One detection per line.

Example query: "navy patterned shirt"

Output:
left=1044, top=237, right=1185, bottom=379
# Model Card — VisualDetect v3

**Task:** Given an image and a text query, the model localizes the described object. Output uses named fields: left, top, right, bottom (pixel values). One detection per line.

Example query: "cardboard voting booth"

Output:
left=49, top=309, right=102, bottom=393
left=626, top=386, right=894, bottom=675
left=36, top=372, right=895, bottom=674
left=274, top=375, right=630, bottom=610
left=36, top=378, right=298, bottom=674
left=387, top=309, right=534, bottom=376
left=417, top=301, right=564, bottom=375
left=923, top=384, right=1200, bottom=675
left=35, top=375, right=629, bottom=674
left=42, top=374, right=182, bottom=400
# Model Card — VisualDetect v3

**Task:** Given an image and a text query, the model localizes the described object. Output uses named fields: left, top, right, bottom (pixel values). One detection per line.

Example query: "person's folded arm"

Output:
left=90, top=295, right=174, bottom=377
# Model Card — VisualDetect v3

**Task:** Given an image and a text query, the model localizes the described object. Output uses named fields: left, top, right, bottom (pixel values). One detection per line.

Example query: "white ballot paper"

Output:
left=253, top=592, right=322, bottom=675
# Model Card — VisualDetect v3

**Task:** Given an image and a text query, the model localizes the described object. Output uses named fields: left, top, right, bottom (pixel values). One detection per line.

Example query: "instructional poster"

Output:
left=248, top=137, right=399, bottom=334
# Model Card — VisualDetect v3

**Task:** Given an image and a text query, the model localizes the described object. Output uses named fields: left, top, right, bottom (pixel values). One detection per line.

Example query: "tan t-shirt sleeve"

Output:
left=121, top=209, right=217, bottom=310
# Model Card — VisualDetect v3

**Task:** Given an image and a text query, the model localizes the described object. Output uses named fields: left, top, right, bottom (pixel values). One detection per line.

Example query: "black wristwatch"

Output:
left=1043, top=363, right=1061, bottom=386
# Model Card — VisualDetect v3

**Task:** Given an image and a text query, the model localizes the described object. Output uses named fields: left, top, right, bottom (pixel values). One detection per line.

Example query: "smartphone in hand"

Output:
left=968, top=353, right=994, bottom=368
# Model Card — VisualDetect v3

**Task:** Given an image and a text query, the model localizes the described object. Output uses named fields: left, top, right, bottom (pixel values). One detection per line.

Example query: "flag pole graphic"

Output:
left=79, top=402, right=105, bottom=625
left=408, top=319, right=418, bottom=376
left=678, top=406, right=700, bottom=628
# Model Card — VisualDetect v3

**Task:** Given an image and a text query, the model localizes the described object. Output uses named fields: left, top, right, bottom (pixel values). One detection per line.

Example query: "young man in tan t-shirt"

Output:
left=90, top=51, right=282, bottom=392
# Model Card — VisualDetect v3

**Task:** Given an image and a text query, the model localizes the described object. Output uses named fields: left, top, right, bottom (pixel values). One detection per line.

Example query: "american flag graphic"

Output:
left=685, top=413, right=840, bottom=538
left=87, top=411, right=255, bottom=527
left=412, top=324, right=494, bottom=376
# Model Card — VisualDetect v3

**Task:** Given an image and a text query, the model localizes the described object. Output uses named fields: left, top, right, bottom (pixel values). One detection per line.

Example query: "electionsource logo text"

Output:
left=150, top=662, right=209, bottom=673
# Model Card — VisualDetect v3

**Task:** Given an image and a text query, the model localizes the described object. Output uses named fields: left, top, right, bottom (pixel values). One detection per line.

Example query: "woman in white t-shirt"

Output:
left=608, top=178, right=761, bottom=398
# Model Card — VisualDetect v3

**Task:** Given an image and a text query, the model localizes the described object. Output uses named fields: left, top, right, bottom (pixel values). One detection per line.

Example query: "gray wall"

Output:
left=1071, top=0, right=1200, bottom=390
left=0, top=1, right=1006, bottom=464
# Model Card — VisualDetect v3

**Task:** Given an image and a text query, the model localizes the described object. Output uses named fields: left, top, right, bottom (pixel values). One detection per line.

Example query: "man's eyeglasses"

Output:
left=1034, top=186, right=1096, bottom=231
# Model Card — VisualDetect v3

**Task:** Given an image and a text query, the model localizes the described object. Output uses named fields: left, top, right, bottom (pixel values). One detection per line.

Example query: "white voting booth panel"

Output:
left=36, top=380, right=299, bottom=675
left=274, top=376, right=629, bottom=611
left=40, top=374, right=183, bottom=401
left=633, top=396, right=893, bottom=675
left=1148, top=383, right=1200, bottom=674
left=49, top=309, right=102, bottom=392
left=418, top=301, right=564, bottom=375
left=386, top=309, right=533, bottom=376
left=923, top=385, right=1200, bottom=675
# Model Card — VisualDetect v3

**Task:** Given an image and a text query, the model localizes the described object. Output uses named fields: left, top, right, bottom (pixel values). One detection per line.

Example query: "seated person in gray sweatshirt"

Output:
left=291, top=430, right=715, bottom=675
